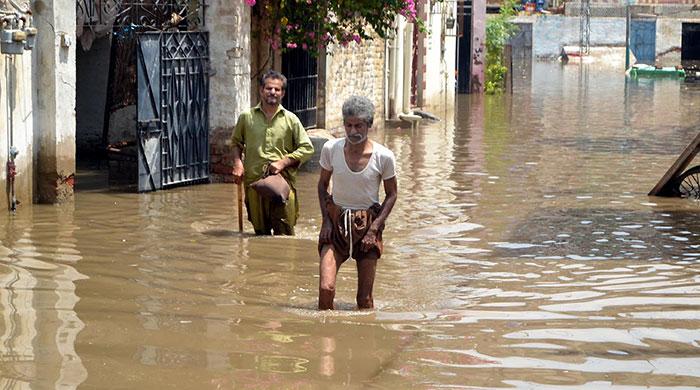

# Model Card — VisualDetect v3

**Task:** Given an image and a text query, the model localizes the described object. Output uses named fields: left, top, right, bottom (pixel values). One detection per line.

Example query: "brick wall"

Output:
left=322, top=36, right=386, bottom=133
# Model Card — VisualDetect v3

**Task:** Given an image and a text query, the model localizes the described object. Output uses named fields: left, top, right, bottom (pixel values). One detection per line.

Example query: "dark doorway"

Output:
left=76, top=37, right=111, bottom=164
left=282, top=48, right=318, bottom=129
left=682, top=23, right=700, bottom=68
left=456, top=0, right=473, bottom=94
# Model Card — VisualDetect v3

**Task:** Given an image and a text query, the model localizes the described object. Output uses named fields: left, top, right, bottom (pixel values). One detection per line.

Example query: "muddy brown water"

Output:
left=2, top=63, right=700, bottom=388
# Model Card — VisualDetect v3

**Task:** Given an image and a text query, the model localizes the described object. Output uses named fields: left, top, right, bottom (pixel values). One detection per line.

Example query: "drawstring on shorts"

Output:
left=341, top=208, right=353, bottom=262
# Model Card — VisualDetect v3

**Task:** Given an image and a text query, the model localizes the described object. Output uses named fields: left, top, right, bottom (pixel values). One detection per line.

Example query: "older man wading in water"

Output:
left=317, top=96, right=398, bottom=310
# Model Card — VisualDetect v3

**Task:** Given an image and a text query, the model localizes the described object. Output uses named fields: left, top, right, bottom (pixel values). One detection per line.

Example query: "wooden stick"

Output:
left=237, top=182, right=244, bottom=232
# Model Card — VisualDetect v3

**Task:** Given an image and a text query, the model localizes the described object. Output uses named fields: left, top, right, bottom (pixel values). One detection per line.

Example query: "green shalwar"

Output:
left=232, top=104, right=314, bottom=235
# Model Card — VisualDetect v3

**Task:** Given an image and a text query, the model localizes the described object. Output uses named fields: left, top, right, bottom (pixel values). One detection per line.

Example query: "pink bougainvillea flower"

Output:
left=287, top=42, right=298, bottom=49
left=245, top=0, right=255, bottom=6
left=352, top=33, right=361, bottom=43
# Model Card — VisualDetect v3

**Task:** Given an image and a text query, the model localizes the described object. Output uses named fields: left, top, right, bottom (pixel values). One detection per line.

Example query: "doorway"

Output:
left=630, top=19, right=657, bottom=65
left=682, top=23, right=700, bottom=68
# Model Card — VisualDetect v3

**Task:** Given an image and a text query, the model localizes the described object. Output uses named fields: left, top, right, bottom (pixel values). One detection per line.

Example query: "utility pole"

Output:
left=625, top=0, right=631, bottom=69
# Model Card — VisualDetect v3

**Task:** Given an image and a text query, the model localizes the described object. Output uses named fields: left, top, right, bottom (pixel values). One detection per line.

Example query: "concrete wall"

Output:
left=0, top=53, right=34, bottom=211
left=471, top=0, right=487, bottom=93
left=323, top=37, right=386, bottom=132
left=33, top=0, right=77, bottom=203
left=206, top=0, right=251, bottom=182
left=512, top=14, right=700, bottom=65
left=656, top=18, right=698, bottom=66
left=512, top=15, right=627, bottom=59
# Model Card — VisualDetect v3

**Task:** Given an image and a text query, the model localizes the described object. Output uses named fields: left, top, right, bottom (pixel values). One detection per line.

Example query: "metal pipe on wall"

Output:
left=392, top=18, right=404, bottom=119
left=5, top=54, right=18, bottom=212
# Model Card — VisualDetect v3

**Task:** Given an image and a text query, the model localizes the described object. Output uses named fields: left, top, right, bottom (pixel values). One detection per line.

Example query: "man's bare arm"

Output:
left=318, top=168, right=333, bottom=243
left=370, top=176, right=398, bottom=232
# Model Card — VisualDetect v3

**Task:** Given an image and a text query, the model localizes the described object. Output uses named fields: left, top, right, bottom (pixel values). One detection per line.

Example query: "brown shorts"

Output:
left=318, top=198, right=384, bottom=261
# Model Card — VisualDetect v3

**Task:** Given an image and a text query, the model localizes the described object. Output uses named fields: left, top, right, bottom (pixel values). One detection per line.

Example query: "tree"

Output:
left=246, top=0, right=423, bottom=54
left=485, top=0, right=517, bottom=93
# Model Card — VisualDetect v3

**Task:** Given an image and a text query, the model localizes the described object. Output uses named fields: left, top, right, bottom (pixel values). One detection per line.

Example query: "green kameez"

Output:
left=232, top=104, right=314, bottom=234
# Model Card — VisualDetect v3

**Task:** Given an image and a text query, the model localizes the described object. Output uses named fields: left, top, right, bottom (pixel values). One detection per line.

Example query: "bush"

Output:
left=485, top=0, right=517, bottom=93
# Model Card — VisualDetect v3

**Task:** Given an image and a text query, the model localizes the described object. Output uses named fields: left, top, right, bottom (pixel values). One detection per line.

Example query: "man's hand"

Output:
left=319, top=218, right=333, bottom=244
left=232, top=160, right=244, bottom=184
left=360, top=228, right=378, bottom=252
left=267, top=159, right=287, bottom=175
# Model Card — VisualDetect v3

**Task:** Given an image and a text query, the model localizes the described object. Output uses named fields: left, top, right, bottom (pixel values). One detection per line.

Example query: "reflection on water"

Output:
left=2, top=62, right=700, bottom=388
left=0, top=206, right=87, bottom=388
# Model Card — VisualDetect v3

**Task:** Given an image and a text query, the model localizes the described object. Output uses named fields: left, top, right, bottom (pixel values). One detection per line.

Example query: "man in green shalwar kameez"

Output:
left=231, top=70, right=314, bottom=235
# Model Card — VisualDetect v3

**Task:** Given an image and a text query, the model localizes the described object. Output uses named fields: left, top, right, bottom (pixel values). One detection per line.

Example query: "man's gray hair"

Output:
left=342, top=96, right=375, bottom=127
left=260, top=69, right=287, bottom=90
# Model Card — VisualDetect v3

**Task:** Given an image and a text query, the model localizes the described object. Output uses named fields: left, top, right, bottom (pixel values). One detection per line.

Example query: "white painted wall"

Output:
left=423, top=1, right=458, bottom=108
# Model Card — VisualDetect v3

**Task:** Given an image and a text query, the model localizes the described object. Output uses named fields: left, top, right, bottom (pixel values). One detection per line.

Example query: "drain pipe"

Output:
left=8, top=146, right=18, bottom=213
left=5, top=54, right=18, bottom=212
left=402, top=22, right=413, bottom=115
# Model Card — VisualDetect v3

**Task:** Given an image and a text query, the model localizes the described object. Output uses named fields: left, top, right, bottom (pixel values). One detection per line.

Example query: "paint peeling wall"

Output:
left=471, top=0, right=487, bottom=93
left=656, top=18, right=683, bottom=66
left=0, top=54, right=34, bottom=211
left=33, top=0, right=77, bottom=203
left=206, top=0, right=251, bottom=182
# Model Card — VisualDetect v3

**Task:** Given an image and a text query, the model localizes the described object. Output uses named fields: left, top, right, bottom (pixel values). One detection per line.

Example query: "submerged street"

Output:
left=2, top=62, right=700, bottom=388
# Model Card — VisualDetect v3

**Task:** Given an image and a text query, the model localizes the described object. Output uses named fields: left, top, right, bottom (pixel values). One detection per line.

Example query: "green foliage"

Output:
left=485, top=0, right=518, bottom=94
left=249, top=0, right=432, bottom=54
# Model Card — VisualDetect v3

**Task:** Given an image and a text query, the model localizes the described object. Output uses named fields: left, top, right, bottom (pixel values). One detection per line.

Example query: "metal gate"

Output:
left=282, top=48, right=318, bottom=128
left=137, top=31, right=210, bottom=192
left=630, top=19, right=656, bottom=65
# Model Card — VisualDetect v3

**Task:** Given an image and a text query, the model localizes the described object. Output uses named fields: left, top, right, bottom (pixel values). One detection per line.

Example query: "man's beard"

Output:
left=346, top=133, right=367, bottom=145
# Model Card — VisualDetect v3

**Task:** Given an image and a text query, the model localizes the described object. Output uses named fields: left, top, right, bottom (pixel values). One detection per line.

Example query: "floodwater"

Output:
left=2, top=62, right=700, bottom=389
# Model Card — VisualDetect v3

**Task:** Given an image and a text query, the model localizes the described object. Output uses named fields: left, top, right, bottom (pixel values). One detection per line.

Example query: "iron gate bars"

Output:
left=282, top=48, right=318, bottom=129
left=78, top=0, right=204, bottom=31
left=160, top=32, right=209, bottom=187
left=136, top=31, right=209, bottom=192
